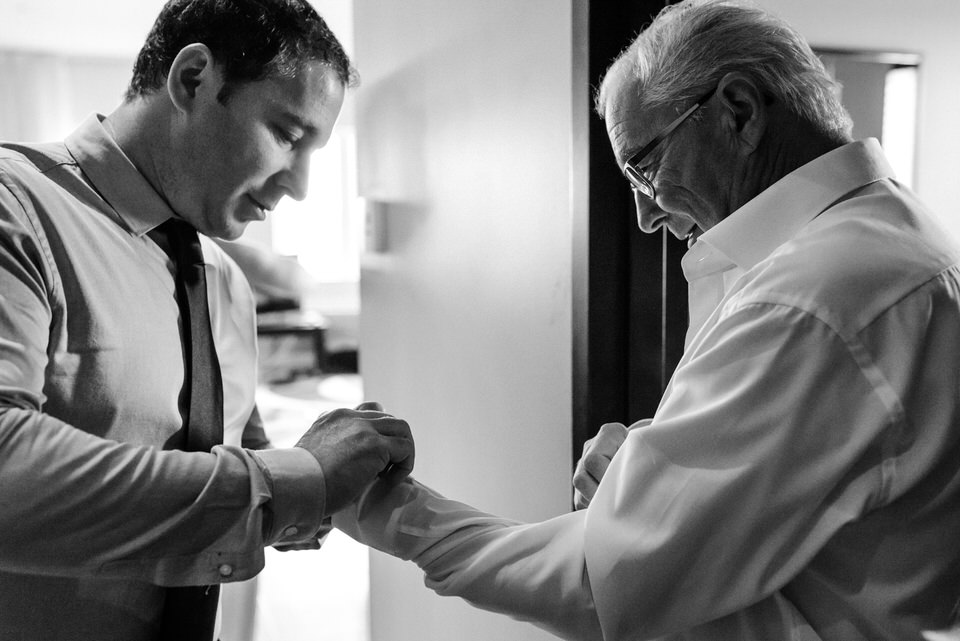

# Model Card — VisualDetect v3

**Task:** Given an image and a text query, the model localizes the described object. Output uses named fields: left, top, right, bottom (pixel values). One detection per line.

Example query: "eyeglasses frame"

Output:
left=622, top=87, right=717, bottom=200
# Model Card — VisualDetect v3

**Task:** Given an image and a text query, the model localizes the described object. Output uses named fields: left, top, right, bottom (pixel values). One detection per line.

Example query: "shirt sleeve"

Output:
left=334, top=301, right=891, bottom=640
left=333, top=478, right=604, bottom=641
left=0, top=177, right=326, bottom=586
left=584, top=301, right=893, bottom=639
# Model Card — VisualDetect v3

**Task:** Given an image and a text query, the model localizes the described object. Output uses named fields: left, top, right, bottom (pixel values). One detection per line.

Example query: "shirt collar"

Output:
left=698, top=138, right=895, bottom=270
left=64, top=114, right=177, bottom=237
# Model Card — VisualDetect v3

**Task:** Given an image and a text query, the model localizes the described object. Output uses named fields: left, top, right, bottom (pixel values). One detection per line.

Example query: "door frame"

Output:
left=572, top=0, right=688, bottom=469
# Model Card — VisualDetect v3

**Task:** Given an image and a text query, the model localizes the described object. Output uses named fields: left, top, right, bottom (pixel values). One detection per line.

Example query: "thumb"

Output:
left=355, top=401, right=384, bottom=412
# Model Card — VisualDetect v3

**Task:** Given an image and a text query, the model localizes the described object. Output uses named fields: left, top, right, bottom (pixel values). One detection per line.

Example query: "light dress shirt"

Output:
left=0, top=115, right=325, bottom=640
left=335, top=139, right=960, bottom=640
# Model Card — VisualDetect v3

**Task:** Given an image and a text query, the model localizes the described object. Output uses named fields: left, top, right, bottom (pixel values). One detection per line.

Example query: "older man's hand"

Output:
left=572, top=422, right=629, bottom=510
left=295, top=402, right=414, bottom=516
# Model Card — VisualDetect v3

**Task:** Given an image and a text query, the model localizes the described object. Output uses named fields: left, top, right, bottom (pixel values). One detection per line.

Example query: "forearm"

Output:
left=0, top=405, right=325, bottom=585
left=335, top=478, right=603, bottom=641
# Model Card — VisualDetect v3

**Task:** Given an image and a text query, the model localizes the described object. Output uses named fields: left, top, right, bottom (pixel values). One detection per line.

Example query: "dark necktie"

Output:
left=155, top=218, right=223, bottom=641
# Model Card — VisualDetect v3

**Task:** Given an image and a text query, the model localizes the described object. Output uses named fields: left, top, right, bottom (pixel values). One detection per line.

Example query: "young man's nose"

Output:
left=278, top=152, right=312, bottom=201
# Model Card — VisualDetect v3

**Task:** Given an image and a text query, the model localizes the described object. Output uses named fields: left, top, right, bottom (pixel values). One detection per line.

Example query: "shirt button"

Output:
left=218, top=564, right=233, bottom=578
left=284, top=526, right=299, bottom=537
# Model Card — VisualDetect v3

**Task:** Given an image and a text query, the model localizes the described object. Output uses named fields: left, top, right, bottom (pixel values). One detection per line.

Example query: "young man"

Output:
left=0, top=1, right=412, bottom=638
left=333, top=1, right=960, bottom=639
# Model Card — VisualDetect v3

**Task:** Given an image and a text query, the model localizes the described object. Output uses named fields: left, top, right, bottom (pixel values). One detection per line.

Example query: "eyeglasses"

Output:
left=622, top=87, right=717, bottom=200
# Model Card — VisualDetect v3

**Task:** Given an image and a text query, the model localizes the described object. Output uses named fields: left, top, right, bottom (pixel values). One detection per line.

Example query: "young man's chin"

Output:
left=216, top=220, right=251, bottom=241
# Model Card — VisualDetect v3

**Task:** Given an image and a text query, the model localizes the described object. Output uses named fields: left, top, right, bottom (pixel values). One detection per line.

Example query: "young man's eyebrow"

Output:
left=278, top=112, right=318, bottom=136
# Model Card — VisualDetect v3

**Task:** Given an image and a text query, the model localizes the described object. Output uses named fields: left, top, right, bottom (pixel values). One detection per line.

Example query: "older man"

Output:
left=333, top=1, right=960, bottom=640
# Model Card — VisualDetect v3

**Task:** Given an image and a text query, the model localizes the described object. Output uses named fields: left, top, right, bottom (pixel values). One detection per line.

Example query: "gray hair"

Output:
left=596, top=0, right=852, bottom=142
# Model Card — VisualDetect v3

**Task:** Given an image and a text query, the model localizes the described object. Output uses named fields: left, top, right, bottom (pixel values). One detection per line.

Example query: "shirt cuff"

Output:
left=251, top=448, right=326, bottom=545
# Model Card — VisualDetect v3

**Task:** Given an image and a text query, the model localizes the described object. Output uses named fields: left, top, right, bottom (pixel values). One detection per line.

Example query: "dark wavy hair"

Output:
left=125, top=0, right=359, bottom=103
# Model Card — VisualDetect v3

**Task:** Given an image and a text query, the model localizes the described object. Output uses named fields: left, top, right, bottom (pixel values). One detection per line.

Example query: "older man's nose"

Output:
left=634, top=189, right=665, bottom=233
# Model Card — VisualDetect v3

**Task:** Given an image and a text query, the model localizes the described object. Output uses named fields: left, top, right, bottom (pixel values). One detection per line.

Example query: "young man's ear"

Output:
left=714, top=71, right=767, bottom=154
left=166, top=43, right=222, bottom=113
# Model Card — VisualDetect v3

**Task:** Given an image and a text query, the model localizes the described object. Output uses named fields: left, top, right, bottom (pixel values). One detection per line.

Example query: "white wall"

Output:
left=0, top=0, right=163, bottom=57
left=756, top=0, right=960, bottom=238
left=353, top=1, right=577, bottom=640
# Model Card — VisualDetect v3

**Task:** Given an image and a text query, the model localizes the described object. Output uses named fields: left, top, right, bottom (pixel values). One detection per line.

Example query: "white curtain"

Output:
left=0, top=49, right=130, bottom=142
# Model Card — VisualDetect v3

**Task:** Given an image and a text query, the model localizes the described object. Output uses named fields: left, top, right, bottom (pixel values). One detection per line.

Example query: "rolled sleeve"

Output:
left=252, top=447, right=327, bottom=544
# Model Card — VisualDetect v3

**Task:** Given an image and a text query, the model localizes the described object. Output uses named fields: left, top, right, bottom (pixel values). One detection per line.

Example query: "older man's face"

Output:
left=604, top=64, right=731, bottom=245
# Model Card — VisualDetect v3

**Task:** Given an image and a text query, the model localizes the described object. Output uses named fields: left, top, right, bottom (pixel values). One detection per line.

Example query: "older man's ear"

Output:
left=714, top=71, right=768, bottom=155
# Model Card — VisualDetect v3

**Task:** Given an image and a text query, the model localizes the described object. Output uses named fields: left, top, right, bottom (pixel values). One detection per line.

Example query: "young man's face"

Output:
left=174, top=60, right=345, bottom=240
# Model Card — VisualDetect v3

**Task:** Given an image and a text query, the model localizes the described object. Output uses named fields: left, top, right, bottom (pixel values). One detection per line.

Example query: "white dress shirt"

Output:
left=335, top=139, right=960, bottom=640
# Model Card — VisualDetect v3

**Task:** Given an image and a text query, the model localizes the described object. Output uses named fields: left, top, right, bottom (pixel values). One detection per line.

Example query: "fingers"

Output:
left=590, top=422, right=629, bottom=457
left=362, top=414, right=413, bottom=437
left=571, top=422, right=629, bottom=510
left=348, top=402, right=412, bottom=477
left=572, top=461, right=599, bottom=510
left=379, top=433, right=415, bottom=480
left=310, top=401, right=386, bottom=427
left=573, top=489, right=592, bottom=511
left=295, top=406, right=415, bottom=515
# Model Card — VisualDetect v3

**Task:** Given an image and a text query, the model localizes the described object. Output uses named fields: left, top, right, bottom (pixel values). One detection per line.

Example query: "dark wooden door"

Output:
left=572, top=0, right=688, bottom=468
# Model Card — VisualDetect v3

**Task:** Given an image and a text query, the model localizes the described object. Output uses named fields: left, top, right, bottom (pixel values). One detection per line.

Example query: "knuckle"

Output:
left=581, top=437, right=595, bottom=455
left=598, top=422, right=621, bottom=436
left=391, top=418, right=412, bottom=437
left=582, top=452, right=603, bottom=470
left=324, top=407, right=354, bottom=424
left=583, top=456, right=609, bottom=479
left=358, top=428, right=382, bottom=448
left=571, top=475, right=586, bottom=492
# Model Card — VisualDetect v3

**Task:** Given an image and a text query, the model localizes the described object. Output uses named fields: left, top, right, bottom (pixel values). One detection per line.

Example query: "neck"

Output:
left=102, top=96, right=172, bottom=204
left=731, top=117, right=848, bottom=212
